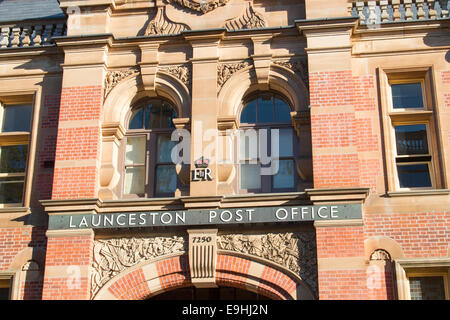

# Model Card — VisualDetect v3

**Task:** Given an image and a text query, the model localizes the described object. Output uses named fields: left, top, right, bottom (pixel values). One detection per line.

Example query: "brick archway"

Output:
left=93, top=253, right=315, bottom=300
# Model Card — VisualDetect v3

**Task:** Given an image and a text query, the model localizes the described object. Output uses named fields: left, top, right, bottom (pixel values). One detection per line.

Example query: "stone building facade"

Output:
left=0, top=0, right=449, bottom=300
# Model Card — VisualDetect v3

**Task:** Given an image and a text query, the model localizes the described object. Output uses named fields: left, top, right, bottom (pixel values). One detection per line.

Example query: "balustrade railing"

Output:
left=0, top=22, right=66, bottom=49
left=351, top=0, right=449, bottom=25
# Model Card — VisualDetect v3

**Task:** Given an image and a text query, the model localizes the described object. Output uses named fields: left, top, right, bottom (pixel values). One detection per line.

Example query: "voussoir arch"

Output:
left=102, top=71, right=191, bottom=128
left=93, top=253, right=315, bottom=300
left=217, top=63, right=309, bottom=119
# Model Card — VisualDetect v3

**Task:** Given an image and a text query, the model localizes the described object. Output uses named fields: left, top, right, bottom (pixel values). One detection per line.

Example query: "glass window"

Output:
left=397, top=163, right=432, bottom=188
left=1, top=104, right=33, bottom=132
left=409, top=276, right=446, bottom=300
left=0, top=279, right=10, bottom=300
left=273, top=159, right=295, bottom=189
left=155, top=165, right=177, bottom=194
left=239, top=93, right=297, bottom=193
left=257, top=95, right=274, bottom=123
left=124, top=167, right=145, bottom=195
left=240, top=93, right=291, bottom=124
left=240, top=163, right=261, bottom=190
left=392, top=83, right=424, bottom=109
left=240, top=100, right=256, bottom=124
left=124, top=99, right=178, bottom=198
left=394, top=124, right=428, bottom=155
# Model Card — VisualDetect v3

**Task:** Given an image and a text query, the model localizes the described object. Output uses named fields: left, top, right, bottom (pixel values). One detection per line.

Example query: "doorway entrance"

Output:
left=149, top=286, right=271, bottom=300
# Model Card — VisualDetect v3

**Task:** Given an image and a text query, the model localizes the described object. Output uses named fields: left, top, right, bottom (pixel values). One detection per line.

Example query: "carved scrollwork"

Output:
left=169, top=0, right=230, bottom=14
left=273, top=60, right=309, bottom=88
left=91, top=236, right=187, bottom=298
left=104, top=68, right=140, bottom=99
left=370, top=249, right=391, bottom=261
left=217, top=232, right=318, bottom=297
left=217, top=61, right=251, bottom=91
left=223, top=2, right=266, bottom=30
left=145, top=6, right=190, bottom=36
left=159, top=64, right=192, bottom=89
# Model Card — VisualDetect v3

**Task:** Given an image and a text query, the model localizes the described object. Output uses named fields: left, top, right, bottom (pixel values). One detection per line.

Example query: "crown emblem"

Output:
left=194, top=156, right=210, bottom=168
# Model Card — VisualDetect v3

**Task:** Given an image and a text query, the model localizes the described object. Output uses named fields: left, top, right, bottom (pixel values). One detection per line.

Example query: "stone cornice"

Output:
left=52, top=34, right=114, bottom=48
left=306, top=188, right=370, bottom=204
left=40, top=189, right=370, bottom=215
left=295, top=16, right=359, bottom=35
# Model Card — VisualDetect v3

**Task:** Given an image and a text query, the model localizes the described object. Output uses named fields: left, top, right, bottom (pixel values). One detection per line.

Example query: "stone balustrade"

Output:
left=0, top=22, right=66, bottom=49
left=351, top=0, right=449, bottom=25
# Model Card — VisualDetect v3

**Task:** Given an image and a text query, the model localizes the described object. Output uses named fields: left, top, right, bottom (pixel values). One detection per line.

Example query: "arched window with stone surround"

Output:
left=238, top=92, right=299, bottom=193
left=122, top=98, right=179, bottom=198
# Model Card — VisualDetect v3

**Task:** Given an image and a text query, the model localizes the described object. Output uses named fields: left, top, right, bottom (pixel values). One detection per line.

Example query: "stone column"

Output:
left=185, top=31, right=224, bottom=199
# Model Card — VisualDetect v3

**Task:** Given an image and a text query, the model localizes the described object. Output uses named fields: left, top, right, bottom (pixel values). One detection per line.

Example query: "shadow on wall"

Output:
left=423, top=27, right=450, bottom=63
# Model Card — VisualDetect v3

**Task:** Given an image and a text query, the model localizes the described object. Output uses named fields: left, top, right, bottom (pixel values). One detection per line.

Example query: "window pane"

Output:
left=148, top=101, right=162, bottom=129
left=273, top=159, right=295, bottom=189
left=0, top=177, right=24, bottom=203
left=160, top=102, right=176, bottom=128
left=240, top=100, right=256, bottom=124
left=129, top=108, right=144, bottom=129
left=240, top=163, right=261, bottom=190
left=274, top=98, right=291, bottom=123
left=0, top=145, right=28, bottom=173
left=0, top=288, right=9, bottom=300
left=257, top=95, right=274, bottom=123
left=124, top=167, right=145, bottom=195
left=397, top=163, right=432, bottom=188
left=0, top=279, right=10, bottom=300
left=125, top=136, right=146, bottom=165
left=409, top=276, right=446, bottom=300
left=157, top=135, right=176, bottom=163
left=272, top=129, right=293, bottom=158
left=392, top=83, right=424, bottom=109
left=239, top=130, right=258, bottom=160
left=395, top=124, right=428, bottom=155
left=155, top=165, right=177, bottom=194
left=2, top=105, right=32, bottom=132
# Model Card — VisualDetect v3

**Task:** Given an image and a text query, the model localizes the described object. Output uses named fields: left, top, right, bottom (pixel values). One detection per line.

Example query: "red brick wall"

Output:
left=364, top=212, right=450, bottom=258
left=315, top=225, right=368, bottom=300
left=42, top=235, right=93, bottom=300
left=51, top=86, right=102, bottom=200
left=0, top=227, right=46, bottom=300
left=309, top=71, right=382, bottom=192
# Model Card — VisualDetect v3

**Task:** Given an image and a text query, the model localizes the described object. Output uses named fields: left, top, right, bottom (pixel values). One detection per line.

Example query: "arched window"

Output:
left=123, top=98, right=178, bottom=198
left=238, top=92, right=297, bottom=193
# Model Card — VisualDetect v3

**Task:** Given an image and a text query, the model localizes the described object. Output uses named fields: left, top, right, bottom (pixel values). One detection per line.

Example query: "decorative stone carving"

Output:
left=91, top=236, right=187, bottom=298
left=223, top=2, right=266, bottom=30
left=145, top=6, right=190, bottom=36
left=217, top=61, right=251, bottom=90
left=188, top=229, right=218, bottom=288
left=169, top=0, right=230, bottom=14
left=159, top=64, right=192, bottom=89
left=22, top=260, right=39, bottom=271
left=273, top=60, right=309, bottom=88
left=370, top=249, right=391, bottom=261
left=104, top=68, right=140, bottom=98
left=217, top=231, right=318, bottom=297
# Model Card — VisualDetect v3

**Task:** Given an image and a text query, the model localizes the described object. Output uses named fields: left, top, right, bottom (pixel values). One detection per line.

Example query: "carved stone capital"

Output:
left=217, top=115, right=237, bottom=131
